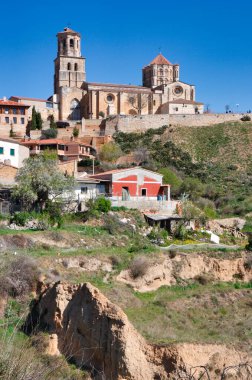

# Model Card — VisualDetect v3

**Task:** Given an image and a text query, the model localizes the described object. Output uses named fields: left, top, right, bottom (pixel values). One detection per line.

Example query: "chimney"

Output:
left=3, top=96, right=7, bottom=101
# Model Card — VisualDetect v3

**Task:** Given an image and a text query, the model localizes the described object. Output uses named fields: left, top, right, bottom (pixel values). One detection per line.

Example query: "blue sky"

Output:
left=1, top=0, right=251, bottom=113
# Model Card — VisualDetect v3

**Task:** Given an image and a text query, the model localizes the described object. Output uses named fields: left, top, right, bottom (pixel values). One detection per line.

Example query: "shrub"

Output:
left=99, top=142, right=123, bottom=163
left=94, top=197, right=111, bottom=213
left=0, top=256, right=40, bottom=298
left=241, top=115, right=251, bottom=121
left=99, top=111, right=105, bottom=118
left=173, top=222, right=188, bottom=240
left=129, top=256, right=149, bottom=279
left=72, top=126, right=79, bottom=138
left=42, top=128, right=58, bottom=139
left=11, top=211, right=31, bottom=226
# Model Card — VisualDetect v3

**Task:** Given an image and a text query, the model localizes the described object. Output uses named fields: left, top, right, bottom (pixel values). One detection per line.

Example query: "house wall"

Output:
left=75, top=183, right=98, bottom=201
left=111, top=169, right=163, bottom=198
left=0, top=140, right=29, bottom=168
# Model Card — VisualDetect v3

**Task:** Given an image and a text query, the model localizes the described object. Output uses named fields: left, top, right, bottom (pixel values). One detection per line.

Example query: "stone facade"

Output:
left=0, top=99, right=29, bottom=130
left=10, top=96, right=59, bottom=122
left=53, top=27, right=203, bottom=121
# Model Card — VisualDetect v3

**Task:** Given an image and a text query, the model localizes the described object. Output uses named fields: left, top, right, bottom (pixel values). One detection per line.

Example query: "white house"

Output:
left=0, top=138, right=29, bottom=168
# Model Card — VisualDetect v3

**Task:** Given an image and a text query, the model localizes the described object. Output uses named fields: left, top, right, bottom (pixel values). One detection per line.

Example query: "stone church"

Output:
left=54, top=28, right=204, bottom=121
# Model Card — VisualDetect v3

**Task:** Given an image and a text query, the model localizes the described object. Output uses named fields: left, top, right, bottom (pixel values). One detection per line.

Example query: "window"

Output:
left=46, top=102, right=53, bottom=109
left=141, top=189, right=147, bottom=196
left=106, top=94, right=114, bottom=103
left=153, top=100, right=156, bottom=106
left=0, top=147, right=4, bottom=154
left=70, top=39, right=74, bottom=48
left=175, top=107, right=179, bottom=112
left=81, top=187, right=88, bottom=194
left=67, top=62, right=71, bottom=70
left=74, top=63, right=78, bottom=71
left=13, top=108, right=17, bottom=114
left=13, top=117, right=17, bottom=124
left=4, top=108, right=9, bottom=114
left=20, top=108, right=25, bottom=115
left=5, top=117, right=9, bottom=123
left=10, top=148, right=15, bottom=156
left=21, top=117, right=25, bottom=124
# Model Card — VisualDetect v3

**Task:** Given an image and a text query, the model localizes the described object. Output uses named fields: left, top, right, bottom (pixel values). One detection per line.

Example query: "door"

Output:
left=122, top=187, right=130, bottom=201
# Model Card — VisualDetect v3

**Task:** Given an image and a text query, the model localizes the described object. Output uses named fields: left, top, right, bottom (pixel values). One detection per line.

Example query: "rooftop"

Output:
left=167, top=99, right=204, bottom=105
left=149, top=53, right=172, bottom=66
left=0, top=99, right=30, bottom=107
left=90, top=166, right=164, bottom=178
left=10, top=96, right=53, bottom=103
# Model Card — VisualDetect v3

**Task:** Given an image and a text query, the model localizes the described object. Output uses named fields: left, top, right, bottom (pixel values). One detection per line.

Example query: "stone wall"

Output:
left=169, top=113, right=243, bottom=127
left=105, top=114, right=170, bottom=134
left=0, top=164, right=17, bottom=185
left=104, top=113, right=246, bottom=134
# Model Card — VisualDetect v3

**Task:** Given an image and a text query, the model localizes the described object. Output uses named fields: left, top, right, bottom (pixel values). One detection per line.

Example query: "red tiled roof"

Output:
left=22, top=139, right=77, bottom=146
left=149, top=54, right=172, bottom=65
left=10, top=96, right=51, bottom=103
left=0, top=100, right=30, bottom=107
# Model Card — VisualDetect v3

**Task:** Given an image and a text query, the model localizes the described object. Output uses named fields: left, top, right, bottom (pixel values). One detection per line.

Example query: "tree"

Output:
left=128, top=93, right=149, bottom=115
left=36, top=111, right=43, bottom=130
left=31, top=106, right=37, bottom=130
left=99, top=142, right=123, bottom=163
left=13, top=154, right=75, bottom=212
left=72, top=126, right=79, bottom=138
left=49, top=114, right=57, bottom=129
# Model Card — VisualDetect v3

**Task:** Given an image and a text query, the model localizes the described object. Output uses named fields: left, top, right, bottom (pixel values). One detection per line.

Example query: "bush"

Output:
left=129, top=256, right=149, bottom=279
left=99, top=111, right=105, bottom=118
left=42, top=128, right=58, bottom=139
left=99, top=142, right=123, bottom=163
left=11, top=211, right=31, bottom=226
left=95, top=197, right=111, bottom=213
left=72, top=126, right=79, bottom=138
left=241, top=115, right=251, bottom=121
left=86, top=197, right=111, bottom=218
left=0, top=256, right=40, bottom=298
left=173, top=222, right=188, bottom=240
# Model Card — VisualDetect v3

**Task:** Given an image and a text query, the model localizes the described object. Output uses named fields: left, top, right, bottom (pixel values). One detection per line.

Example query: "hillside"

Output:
left=113, top=121, right=252, bottom=217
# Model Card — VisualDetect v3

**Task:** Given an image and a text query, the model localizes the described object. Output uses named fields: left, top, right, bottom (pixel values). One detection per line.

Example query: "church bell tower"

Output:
left=54, top=27, right=86, bottom=94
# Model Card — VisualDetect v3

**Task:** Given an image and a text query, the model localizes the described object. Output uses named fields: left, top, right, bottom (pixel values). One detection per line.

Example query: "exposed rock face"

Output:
left=117, top=253, right=252, bottom=292
left=25, top=282, right=251, bottom=380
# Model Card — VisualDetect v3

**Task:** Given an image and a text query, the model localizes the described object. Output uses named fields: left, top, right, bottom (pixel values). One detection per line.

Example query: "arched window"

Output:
left=159, top=69, right=163, bottom=76
left=74, top=63, right=78, bottom=71
left=70, top=99, right=81, bottom=120
left=70, top=39, right=74, bottom=48
left=67, top=62, right=71, bottom=71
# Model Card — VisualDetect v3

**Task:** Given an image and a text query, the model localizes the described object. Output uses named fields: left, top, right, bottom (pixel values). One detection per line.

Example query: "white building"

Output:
left=0, top=138, right=29, bottom=168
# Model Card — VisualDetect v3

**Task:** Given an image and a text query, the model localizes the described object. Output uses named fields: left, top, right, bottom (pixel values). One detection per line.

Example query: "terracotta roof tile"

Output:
left=149, top=53, right=172, bottom=65
left=0, top=100, right=30, bottom=107
left=11, top=96, right=51, bottom=103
